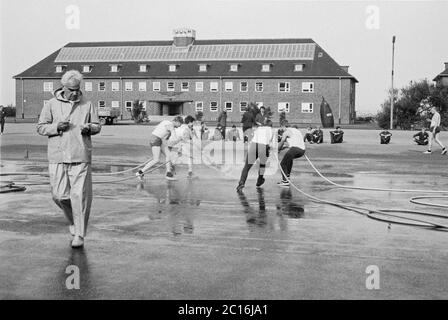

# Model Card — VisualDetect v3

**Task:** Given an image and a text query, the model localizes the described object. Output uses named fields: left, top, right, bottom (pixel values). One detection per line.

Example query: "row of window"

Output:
left=43, top=81, right=314, bottom=93
left=194, top=101, right=312, bottom=113
left=55, top=63, right=306, bottom=74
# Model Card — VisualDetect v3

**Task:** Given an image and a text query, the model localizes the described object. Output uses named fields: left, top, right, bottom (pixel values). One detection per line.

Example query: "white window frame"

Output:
left=110, top=64, right=119, bottom=72
left=210, top=101, right=218, bottom=112
left=301, top=102, right=314, bottom=113
left=196, top=82, right=204, bottom=92
left=199, top=64, right=208, bottom=72
left=240, top=81, right=248, bottom=92
left=278, top=102, right=290, bottom=113
left=225, top=82, right=233, bottom=92
left=43, top=82, right=53, bottom=92
left=240, top=101, right=248, bottom=112
left=262, top=64, right=271, bottom=72
left=294, top=64, right=304, bottom=72
left=230, top=64, right=239, bottom=72
left=167, top=82, right=175, bottom=92
left=302, top=82, right=314, bottom=93
left=82, top=65, right=92, bottom=73
left=210, top=82, right=219, bottom=92
left=125, top=82, right=133, bottom=91
left=278, top=82, right=290, bottom=92
left=168, top=64, right=177, bottom=72
left=85, top=82, right=92, bottom=92
left=153, top=82, right=161, bottom=91
left=111, top=82, right=120, bottom=92
left=98, top=100, right=106, bottom=108
left=181, top=82, right=189, bottom=92
left=98, top=82, right=106, bottom=92
left=111, top=101, right=120, bottom=108
left=255, top=82, right=263, bottom=92
left=139, top=64, right=148, bottom=72
left=55, top=65, right=64, bottom=73
left=139, top=100, right=147, bottom=111
left=225, top=101, right=233, bottom=112
left=125, top=101, right=133, bottom=111
left=139, top=82, right=147, bottom=92
left=195, top=101, right=204, bottom=112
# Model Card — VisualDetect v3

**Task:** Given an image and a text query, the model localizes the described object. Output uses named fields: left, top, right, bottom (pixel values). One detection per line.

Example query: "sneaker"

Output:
left=423, top=150, right=432, bottom=154
left=135, top=170, right=144, bottom=180
left=442, top=148, right=447, bottom=155
left=256, top=176, right=265, bottom=188
left=165, top=171, right=177, bottom=180
left=236, top=183, right=244, bottom=193
left=71, top=236, right=84, bottom=248
left=69, top=225, right=75, bottom=237
left=277, top=180, right=290, bottom=187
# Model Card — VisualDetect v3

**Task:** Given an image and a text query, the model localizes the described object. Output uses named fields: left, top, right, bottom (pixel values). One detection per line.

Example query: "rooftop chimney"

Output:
left=444, top=62, right=448, bottom=70
left=173, top=28, right=196, bottom=47
left=341, top=66, right=349, bottom=73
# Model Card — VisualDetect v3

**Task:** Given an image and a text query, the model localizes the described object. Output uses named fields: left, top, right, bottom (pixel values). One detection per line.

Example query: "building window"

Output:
left=278, top=102, right=290, bottom=113
left=111, top=82, right=120, bottom=92
left=240, top=102, right=248, bottom=112
left=195, top=101, right=203, bottom=112
left=98, top=100, right=106, bottom=108
left=198, top=64, right=208, bottom=72
left=98, top=82, right=106, bottom=91
left=82, top=65, right=92, bottom=73
left=302, top=82, right=314, bottom=93
left=55, top=65, right=65, bottom=73
left=301, top=102, right=313, bottom=113
left=85, top=82, right=92, bottom=92
left=167, top=82, right=175, bottom=91
left=225, top=82, right=233, bottom=92
left=110, top=64, right=119, bottom=72
left=43, top=82, right=53, bottom=92
left=294, top=64, right=304, bottom=72
left=240, top=82, right=248, bottom=92
left=230, top=64, right=239, bottom=72
left=210, top=101, right=218, bottom=112
left=169, top=64, right=177, bottom=72
left=153, top=82, right=161, bottom=91
left=262, top=64, right=271, bottom=72
left=278, top=82, right=290, bottom=92
left=210, top=82, right=219, bottom=92
left=139, top=101, right=147, bottom=111
left=181, top=82, right=189, bottom=91
left=139, top=64, right=148, bottom=72
left=225, top=102, right=233, bottom=112
left=139, top=82, right=147, bottom=92
left=125, top=101, right=133, bottom=111
left=196, top=82, right=204, bottom=92
left=111, top=101, right=120, bottom=108
left=255, top=82, right=263, bottom=92
left=125, top=82, right=133, bottom=91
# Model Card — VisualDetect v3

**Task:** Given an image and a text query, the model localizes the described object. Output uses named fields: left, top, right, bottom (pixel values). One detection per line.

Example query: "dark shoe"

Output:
left=165, top=171, right=177, bottom=180
left=442, top=148, right=447, bottom=155
left=236, top=183, right=244, bottom=193
left=256, top=176, right=265, bottom=188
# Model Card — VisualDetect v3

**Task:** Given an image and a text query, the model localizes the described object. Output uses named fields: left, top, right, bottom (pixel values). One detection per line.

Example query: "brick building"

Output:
left=14, top=29, right=357, bottom=125
left=433, top=62, right=448, bottom=87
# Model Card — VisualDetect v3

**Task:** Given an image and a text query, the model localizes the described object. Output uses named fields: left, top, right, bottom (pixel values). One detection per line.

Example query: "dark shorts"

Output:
left=149, top=135, right=163, bottom=147
left=430, top=126, right=441, bottom=135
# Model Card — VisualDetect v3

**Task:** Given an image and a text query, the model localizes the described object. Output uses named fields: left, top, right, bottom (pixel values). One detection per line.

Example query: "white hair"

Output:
left=61, top=70, right=83, bottom=88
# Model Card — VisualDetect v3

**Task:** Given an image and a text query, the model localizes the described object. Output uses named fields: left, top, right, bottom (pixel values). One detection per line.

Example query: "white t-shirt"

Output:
left=284, top=128, right=305, bottom=150
left=251, top=126, right=273, bottom=145
left=431, top=112, right=441, bottom=127
left=152, top=120, right=175, bottom=139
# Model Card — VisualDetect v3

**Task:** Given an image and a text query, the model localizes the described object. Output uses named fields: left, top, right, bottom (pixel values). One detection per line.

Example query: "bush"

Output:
left=3, top=105, right=16, bottom=117
left=132, top=100, right=143, bottom=123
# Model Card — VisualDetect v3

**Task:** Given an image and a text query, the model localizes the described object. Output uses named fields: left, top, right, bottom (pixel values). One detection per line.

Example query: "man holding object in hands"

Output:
left=37, top=70, right=101, bottom=248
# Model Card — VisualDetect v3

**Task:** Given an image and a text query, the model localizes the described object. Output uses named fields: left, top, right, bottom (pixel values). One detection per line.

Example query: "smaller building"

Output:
left=433, top=62, right=448, bottom=86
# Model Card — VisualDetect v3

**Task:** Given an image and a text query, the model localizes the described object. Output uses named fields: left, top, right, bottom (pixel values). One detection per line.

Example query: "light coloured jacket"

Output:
left=37, top=88, right=101, bottom=163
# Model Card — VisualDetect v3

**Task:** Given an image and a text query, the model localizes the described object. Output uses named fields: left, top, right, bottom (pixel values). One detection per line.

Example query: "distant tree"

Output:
left=3, top=104, right=16, bottom=117
left=132, top=100, right=143, bottom=123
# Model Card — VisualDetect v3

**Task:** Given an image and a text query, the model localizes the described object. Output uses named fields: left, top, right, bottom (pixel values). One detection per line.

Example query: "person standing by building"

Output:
left=217, top=110, right=227, bottom=139
left=236, top=120, right=274, bottom=193
left=424, top=106, right=447, bottom=155
left=277, top=121, right=306, bottom=187
left=227, top=125, right=241, bottom=142
left=255, top=106, right=267, bottom=126
left=0, top=105, right=6, bottom=135
left=37, top=70, right=101, bottom=248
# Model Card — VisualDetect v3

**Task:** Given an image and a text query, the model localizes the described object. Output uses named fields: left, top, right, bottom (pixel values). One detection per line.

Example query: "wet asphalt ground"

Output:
left=1, top=123, right=448, bottom=299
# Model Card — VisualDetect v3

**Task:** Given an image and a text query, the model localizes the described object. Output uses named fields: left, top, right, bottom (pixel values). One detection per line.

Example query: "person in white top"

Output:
left=236, top=120, right=274, bottom=192
left=136, top=116, right=183, bottom=180
left=171, top=115, right=197, bottom=178
left=424, top=105, right=446, bottom=155
left=277, top=121, right=306, bottom=187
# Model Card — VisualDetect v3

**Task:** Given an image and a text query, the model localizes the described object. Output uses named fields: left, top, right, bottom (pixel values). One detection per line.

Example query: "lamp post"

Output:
left=390, top=36, right=396, bottom=130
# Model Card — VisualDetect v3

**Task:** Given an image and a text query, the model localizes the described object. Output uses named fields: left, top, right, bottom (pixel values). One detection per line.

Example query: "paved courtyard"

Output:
left=1, top=123, right=447, bottom=299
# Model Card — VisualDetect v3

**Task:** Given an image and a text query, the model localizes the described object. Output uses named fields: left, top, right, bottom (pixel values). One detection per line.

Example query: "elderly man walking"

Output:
left=37, top=70, right=101, bottom=248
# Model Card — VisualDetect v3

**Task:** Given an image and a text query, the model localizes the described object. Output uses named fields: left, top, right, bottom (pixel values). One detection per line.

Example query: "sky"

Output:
left=1, top=0, right=447, bottom=115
